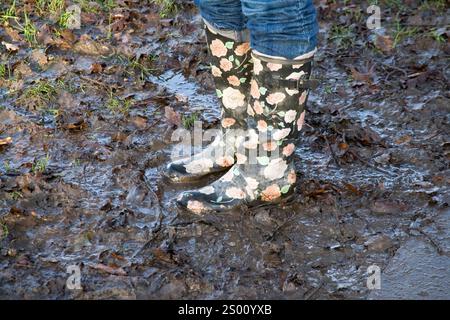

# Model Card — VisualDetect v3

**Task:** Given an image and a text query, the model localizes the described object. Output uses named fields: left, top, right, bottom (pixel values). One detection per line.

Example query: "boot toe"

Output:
left=176, top=191, right=214, bottom=214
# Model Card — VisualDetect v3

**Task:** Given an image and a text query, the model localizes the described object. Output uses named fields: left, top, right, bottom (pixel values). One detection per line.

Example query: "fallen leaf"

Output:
left=395, top=135, right=412, bottom=145
left=5, top=27, right=22, bottom=42
left=338, top=142, right=349, bottom=150
left=350, top=67, right=372, bottom=84
left=2, top=41, right=19, bottom=52
left=31, top=49, right=48, bottom=67
left=343, top=182, right=360, bottom=195
left=91, top=63, right=103, bottom=74
left=131, top=116, right=147, bottom=129
left=90, top=263, right=127, bottom=276
left=375, top=35, right=394, bottom=53
left=370, top=200, right=407, bottom=215
left=165, top=106, right=181, bottom=126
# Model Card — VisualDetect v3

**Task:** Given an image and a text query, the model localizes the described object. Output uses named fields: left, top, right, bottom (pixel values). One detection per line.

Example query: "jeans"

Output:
left=194, top=0, right=318, bottom=59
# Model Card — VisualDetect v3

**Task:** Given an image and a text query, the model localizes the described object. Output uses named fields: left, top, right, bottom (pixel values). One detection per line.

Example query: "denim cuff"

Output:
left=252, top=48, right=317, bottom=62
left=203, top=18, right=250, bottom=43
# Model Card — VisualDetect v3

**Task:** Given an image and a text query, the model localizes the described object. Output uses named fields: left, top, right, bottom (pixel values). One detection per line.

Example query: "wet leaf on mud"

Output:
left=31, top=50, right=48, bottom=67
left=90, top=263, right=127, bottom=276
left=395, top=135, right=412, bottom=145
left=74, top=34, right=111, bottom=56
left=91, top=63, right=103, bottom=74
left=131, top=116, right=148, bottom=129
left=2, top=41, right=19, bottom=52
left=164, top=106, right=181, bottom=126
left=5, top=26, right=23, bottom=42
left=350, top=66, right=373, bottom=85
left=375, top=34, right=394, bottom=54
left=342, top=182, right=360, bottom=195
left=370, top=200, right=408, bottom=215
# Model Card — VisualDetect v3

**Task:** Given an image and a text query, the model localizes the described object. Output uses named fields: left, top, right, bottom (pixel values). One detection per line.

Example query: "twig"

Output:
left=265, top=214, right=297, bottom=241
left=132, top=181, right=164, bottom=259
left=79, top=75, right=114, bottom=89
left=416, top=229, right=448, bottom=256
left=304, top=280, right=324, bottom=300
left=324, top=135, right=341, bottom=168
left=348, top=149, right=396, bottom=177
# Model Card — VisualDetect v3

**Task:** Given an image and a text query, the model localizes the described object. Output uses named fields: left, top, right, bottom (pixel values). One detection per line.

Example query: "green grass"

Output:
left=419, top=0, right=447, bottom=11
left=111, top=54, right=157, bottom=81
left=22, top=11, right=38, bottom=45
left=182, top=113, right=199, bottom=129
left=106, top=91, right=134, bottom=114
left=383, top=0, right=407, bottom=12
left=73, top=0, right=101, bottom=13
left=0, top=0, right=18, bottom=24
left=392, top=17, right=418, bottom=47
left=3, top=161, right=11, bottom=173
left=9, top=191, right=23, bottom=200
left=153, top=0, right=178, bottom=18
left=128, top=56, right=156, bottom=81
left=32, top=154, right=50, bottom=174
left=20, top=80, right=58, bottom=110
left=0, top=221, right=8, bottom=241
left=329, top=25, right=354, bottom=49
left=0, top=64, right=10, bottom=78
left=428, top=28, right=446, bottom=44
left=58, top=10, right=74, bottom=28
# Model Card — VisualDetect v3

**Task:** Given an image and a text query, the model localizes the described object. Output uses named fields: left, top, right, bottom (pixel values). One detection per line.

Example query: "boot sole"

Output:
left=176, top=188, right=298, bottom=215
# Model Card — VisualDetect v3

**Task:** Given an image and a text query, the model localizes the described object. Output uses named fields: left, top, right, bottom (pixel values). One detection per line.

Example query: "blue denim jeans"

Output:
left=194, top=0, right=318, bottom=59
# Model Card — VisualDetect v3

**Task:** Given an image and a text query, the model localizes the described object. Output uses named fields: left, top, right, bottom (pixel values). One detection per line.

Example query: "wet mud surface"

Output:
left=0, top=1, right=449, bottom=299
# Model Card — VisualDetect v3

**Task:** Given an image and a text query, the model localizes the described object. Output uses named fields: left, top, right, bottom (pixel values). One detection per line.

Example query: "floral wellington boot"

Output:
left=176, top=51, right=317, bottom=213
left=163, top=24, right=253, bottom=183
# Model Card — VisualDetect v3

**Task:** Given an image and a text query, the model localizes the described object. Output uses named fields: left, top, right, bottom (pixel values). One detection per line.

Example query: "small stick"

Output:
left=348, top=149, right=396, bottom=177
left=324, top=135, right=341, bottom=168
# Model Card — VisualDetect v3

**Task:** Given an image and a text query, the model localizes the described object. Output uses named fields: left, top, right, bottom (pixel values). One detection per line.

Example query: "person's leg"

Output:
left=194, top=0, right=247, bottom=31
left=164, top=0, right=254, bottom=183
left=242, top=0, right=318, bottom=59
left=177, top=1, right=319, bottom=213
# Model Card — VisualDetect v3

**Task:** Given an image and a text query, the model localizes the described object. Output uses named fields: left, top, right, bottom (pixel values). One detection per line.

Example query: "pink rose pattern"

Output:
left=177, top=51, right=314, bottom=213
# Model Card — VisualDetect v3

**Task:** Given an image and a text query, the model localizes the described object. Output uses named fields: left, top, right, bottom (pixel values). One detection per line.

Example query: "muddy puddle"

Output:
left=0, top=1, right=449, bottom=299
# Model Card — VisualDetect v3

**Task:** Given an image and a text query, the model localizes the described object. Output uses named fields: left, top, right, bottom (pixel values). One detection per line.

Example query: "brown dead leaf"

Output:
left=74, top=34, right=111, bottom=56
left=90, top=263, right=127, bottom=276
left=338, top=142, right=349, bottom=150
left=37, top=24, right=54, bottom=46
left=151, top=248, right=174, bottom=264
left=131, top=116, right=147, bottom=129
left=375, top=35, right=394, bottom=54
left=5, top=27, right=22, bottom=42
left=371, top=200, right=407, bottom=215
left=343, top=182, right=361, bottom=195
left=91, top=63, right=103, bottom=74
left=59, top=29, right=76, bottom=43
left=165, top=106, right=181, bottom=126
left=395, top=135, right=412, bottom=145
left=31, top=49, right=48, bottom=67
left=13, top=62, right=33, bottom=78
left=350, top=67, right=372, bottom=84
left=2, top=41, right=19, bottom=52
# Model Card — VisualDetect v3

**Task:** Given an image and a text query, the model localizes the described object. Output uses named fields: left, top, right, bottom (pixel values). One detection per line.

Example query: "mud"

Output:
left=0, top=1, right=449, bottom=299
